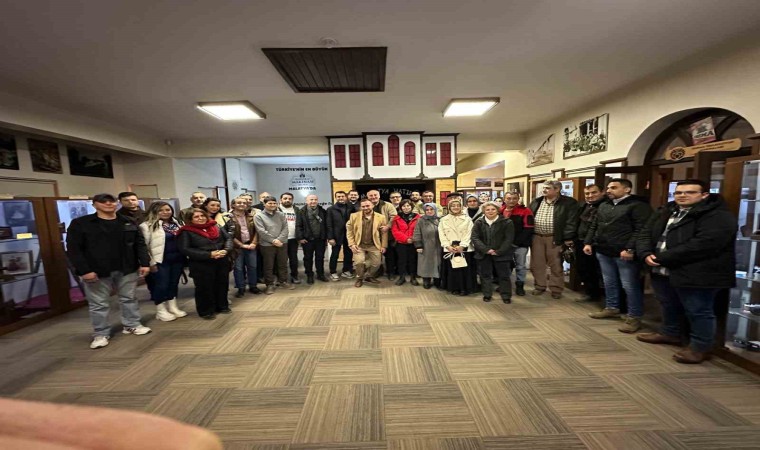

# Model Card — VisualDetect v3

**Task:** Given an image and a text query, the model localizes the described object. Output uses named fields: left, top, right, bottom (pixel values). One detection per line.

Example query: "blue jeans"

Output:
left=513, top=247, right=528, bottom=283
left=596, top=253, right=644, bottom=318
left=147, top=261, right=184, bottom=304
left=234, top=248, right=258, bottom=289
left=82, top=271, right=141, bottom=337
left=650, top=274, right=719, bottom=352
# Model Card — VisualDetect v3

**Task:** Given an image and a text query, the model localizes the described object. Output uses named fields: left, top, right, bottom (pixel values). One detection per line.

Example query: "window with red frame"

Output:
left=349, top=144, right=361, bottom=167
left=404, top=141, right=416, bottom=165
left=440, top=142, right=452, bottom=165
left=388, top=135, right=400, bottom=166
left=425, top=143, right=437, bottom=166
left=334, top=144, right=346, bottom=168
left=372, top=142, right=384, bottom=166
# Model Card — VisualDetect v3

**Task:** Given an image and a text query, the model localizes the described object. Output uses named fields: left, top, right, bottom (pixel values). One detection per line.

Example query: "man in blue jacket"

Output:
left=635, top=179, right=736, bottom=364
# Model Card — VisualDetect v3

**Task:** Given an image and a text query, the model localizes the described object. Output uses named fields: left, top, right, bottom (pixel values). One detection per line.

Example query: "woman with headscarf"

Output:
left=391, top=199, right=420, bottom=286
left=413, top=203, right=442, bottom=289
left=139, top=201, right=188, bottom=321
left=466, top=195, right=484, bottom=221
left=438, top=198, right=478, bottom=296
left=178, top=208, right=233, bottom=319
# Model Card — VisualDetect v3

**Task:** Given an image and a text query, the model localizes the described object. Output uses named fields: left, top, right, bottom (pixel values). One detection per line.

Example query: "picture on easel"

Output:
left=0, top=250, right=33, bottom=276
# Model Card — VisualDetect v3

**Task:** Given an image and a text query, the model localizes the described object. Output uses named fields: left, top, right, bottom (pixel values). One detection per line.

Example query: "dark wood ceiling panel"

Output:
left=262, top=47, right=387, bottom=93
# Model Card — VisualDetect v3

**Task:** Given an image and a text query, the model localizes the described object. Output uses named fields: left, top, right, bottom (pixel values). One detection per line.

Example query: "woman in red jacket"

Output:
left=392, top=199, right=420, bottom=286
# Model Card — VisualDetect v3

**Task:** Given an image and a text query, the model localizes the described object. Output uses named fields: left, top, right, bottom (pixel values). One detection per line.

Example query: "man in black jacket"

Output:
left=326, top=191, right=354, bottom=280
left=296, top=194, right=329, bottom=284
left=66, top=193, right=152, bottom=349
left=636, top=179, right=736, bottom=364
left=575, top=184, right=605, bottom=302
left=472, top=202, right=515, bottom=303
left=116, top=191, right=147, bottom=224
left=584, top=178, right=652, bottom=333
left=529, top=180, right=579, bottom=299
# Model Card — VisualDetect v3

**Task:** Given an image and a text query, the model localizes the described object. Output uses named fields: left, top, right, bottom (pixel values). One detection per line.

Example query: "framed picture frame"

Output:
left=28, top=138, right=63, bottom=174
left=527, top=134, right=555, bottom=168
left=0, top=250, right=34, bottom=275
left=67, top=145, right=114, bottom=178
left=0, top=226, right=12, bottom=240
left=3, top=201, right=34, bottom=228
left=0, top=132, right=20, bottom=171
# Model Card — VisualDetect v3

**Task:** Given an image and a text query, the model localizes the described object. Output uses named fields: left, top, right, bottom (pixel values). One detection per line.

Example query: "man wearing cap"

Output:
left=180, top=191, right=207, bottom=224
left=66, top=193, right=152, bottom=349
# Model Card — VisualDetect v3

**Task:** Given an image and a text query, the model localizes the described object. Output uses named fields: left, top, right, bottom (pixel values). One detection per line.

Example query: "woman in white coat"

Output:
left=140, top=202, right=188, bottom=321
left=438, top=198, right=478, bottom=296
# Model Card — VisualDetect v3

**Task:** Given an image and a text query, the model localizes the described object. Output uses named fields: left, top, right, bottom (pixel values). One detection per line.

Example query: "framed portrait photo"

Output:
left=0, top=250, right=34, bottom=275
left=28, top=138, right=63, bottom=173
left=67, top=145, right=114, bottom=178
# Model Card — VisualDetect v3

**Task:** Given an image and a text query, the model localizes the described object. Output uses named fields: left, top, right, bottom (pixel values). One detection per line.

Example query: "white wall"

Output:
left=254, top=164, right=332, bottom=208
left=121, top=154, right=177, bottom=198
left=0, top=90, right=166, bottom=157
left=522, top=40, right=760, bottom=175
left=172, top=159, right=225, bottom=210
left=170, top=137, right=327, bottom=158
left=0, top=130, right=128, bottom=196
left=366, top=133, right=422, bottom=180
left=223, top=158, right=258, bottom=201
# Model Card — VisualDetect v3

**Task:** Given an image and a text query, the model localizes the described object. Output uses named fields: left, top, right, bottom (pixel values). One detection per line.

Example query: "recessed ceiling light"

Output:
left=443, top=97, right=500, bottom=117
left=196, top=101, right=266, bottom=121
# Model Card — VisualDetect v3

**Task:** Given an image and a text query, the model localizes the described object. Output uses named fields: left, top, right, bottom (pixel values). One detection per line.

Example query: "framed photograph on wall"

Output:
left=0, top=132, right=20, bottom=171
left=67, top=145, right=114, bottom=178
left=0, top=250, right=34, bottom=275
left=563, top=113, right=609, bottom=159
left=29, top=138, right=63, bottom=174
left=527, top=134, right=555, bottom=168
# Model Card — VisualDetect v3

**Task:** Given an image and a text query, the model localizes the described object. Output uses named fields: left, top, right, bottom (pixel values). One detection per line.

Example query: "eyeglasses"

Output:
left=390, top=195, right=401, bottom=199
left=674, top=191, right=702, bottom=196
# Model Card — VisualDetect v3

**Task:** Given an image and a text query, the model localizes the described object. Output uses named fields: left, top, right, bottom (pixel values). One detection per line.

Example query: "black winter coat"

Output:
left=585, top=195, right=652, bottom=257
left=178, top=225, right=233, bottom=263
left=576, top=198, right=605, bottom=242
left=326, top=202, right=352, bottom=242
left=66, top=213, right=150, bottom=277
left=635, top=195, right=736, bottom=289
left=471, top=216, right=515, bottom=261
left=529, top=195, right=579, bottom=244
left=296, top=205, right=327, bottom=240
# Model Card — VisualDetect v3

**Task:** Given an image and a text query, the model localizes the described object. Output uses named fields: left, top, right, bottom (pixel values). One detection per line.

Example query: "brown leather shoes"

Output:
left=364, top=277, right=381, bottom=284
left=354, top=279, right=363, bottom=288
left=636, top=332, right=681, bottom=345
left=673, top=348, right=712, bottom=364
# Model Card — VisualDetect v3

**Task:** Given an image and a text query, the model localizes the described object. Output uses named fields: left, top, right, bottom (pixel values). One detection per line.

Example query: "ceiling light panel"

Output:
left=443, top=98, right=500, bottom=117
left=197, top=101, right=266, bottom=120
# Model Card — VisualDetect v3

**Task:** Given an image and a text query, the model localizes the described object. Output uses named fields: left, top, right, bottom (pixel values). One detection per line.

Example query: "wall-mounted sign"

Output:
left=689, top=117, right=716, bottom=145
left=665, top=138, right=742, bottom=161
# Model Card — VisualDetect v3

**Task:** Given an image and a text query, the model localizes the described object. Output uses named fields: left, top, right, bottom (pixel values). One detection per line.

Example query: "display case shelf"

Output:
left=729, top=308, right=760, bottom=325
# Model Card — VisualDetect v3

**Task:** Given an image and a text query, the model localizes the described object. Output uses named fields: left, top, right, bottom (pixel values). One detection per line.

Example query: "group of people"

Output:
left=67, top=179, right=736, bottom=365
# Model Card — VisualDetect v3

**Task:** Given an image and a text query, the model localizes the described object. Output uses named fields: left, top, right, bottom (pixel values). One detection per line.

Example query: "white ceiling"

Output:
left=1, top=0, right=760, bottom=143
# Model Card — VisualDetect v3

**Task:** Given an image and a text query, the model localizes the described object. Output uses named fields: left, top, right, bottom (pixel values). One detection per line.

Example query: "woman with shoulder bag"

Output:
left=178, top=208, right=233, bottom=319
left=139, top=201, right=188, bottom=321
left=438, top=198, right=477, bottom=296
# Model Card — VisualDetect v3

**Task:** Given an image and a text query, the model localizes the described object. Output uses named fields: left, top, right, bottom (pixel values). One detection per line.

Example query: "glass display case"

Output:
left=54, top=199, right=95, bottom=305
left=729, top=160, right=760, bottom=364
left=0, top=199, right=52, bottom=329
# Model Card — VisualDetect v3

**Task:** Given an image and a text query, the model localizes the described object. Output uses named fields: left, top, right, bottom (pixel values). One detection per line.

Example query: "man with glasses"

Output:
left=529, top=180, right=579, bottom=299
left=635, top=179, right=736, bottom=364
left=389, top=192, right=403, bottom=211
left=413, top=190, right=443, bottom=216
left=584, top=178, right=652, bottom=333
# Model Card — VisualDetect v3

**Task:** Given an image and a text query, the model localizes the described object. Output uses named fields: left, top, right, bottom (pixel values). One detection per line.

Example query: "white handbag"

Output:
left=445, top=252, right=468, bottom=268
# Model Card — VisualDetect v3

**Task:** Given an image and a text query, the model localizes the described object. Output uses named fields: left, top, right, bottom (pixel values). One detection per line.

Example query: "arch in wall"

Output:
left=627, top=107, right=755, bottom=166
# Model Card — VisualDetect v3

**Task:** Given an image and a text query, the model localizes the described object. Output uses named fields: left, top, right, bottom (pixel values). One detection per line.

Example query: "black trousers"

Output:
left=478, top=255, right=512, bottom=300
left=329, top=237, right=353, bottom=274
left=385, top=240, right=398, bottom=275
left=287, top=238, right=299, bottom=278
left=190, top=259, right=229, bottom=317
left=260, top=245, right=289, bottom=285
left=575, top=241, right=602, bottom=299
left=396, top=243, right=418, bottom=276
left=302, top=239, right=327, bottom=276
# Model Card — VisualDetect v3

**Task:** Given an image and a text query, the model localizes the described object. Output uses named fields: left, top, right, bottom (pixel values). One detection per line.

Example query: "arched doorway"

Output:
left=596, top=108, right=755, bottom=208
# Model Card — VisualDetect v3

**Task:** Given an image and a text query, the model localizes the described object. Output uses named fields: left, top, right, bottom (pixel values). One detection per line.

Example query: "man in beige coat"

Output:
left=346, top=198, right=388, bottom=287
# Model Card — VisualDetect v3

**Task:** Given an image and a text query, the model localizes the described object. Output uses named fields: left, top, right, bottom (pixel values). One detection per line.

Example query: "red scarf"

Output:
left=180, top=219, right=220, bottom=240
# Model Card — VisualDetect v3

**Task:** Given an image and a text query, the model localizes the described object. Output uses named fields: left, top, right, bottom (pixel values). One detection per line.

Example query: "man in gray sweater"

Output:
left=254, top=196, right=295, bottom=294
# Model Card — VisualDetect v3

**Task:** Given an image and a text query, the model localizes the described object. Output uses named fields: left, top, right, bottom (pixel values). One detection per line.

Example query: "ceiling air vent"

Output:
left=262, top=47, right=387, bottom=93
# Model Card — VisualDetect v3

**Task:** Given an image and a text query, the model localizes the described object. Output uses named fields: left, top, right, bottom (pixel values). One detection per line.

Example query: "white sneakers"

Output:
left=122, top=325, right=152, bottom=335
left=330, top=273, right=340, bottom=281
left=90, top=335, right=110, bottom=349
left=341, top=271, right=354, bottom=279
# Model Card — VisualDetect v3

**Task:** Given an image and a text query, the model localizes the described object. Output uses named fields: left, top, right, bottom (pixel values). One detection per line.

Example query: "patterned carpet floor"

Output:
left=2, top=277, right=760, bottom=449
